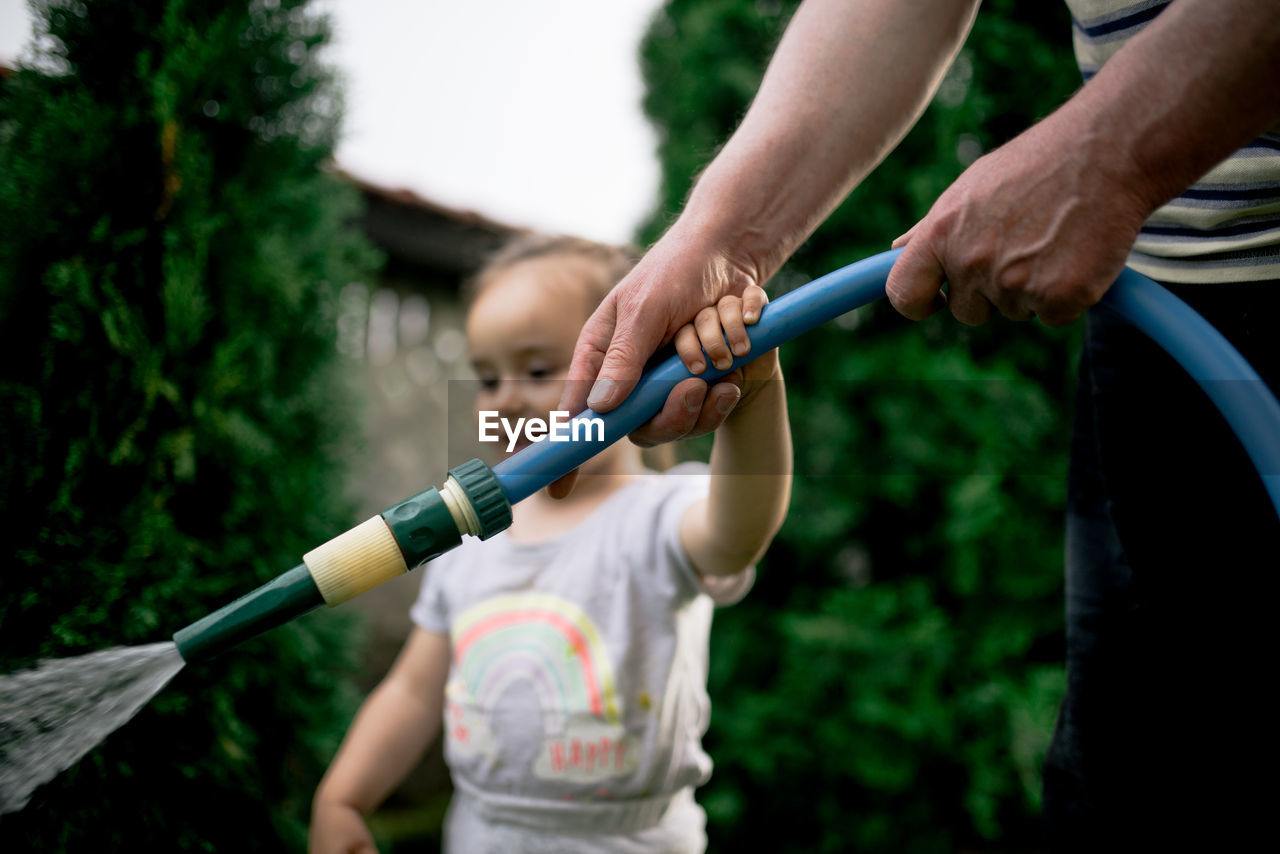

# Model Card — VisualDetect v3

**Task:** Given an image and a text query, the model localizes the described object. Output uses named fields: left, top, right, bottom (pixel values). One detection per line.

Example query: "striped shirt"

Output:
left=1066, top=0, right=1280, bottom=283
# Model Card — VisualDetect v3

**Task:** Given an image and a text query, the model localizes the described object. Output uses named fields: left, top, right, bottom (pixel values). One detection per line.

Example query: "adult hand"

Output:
left=885, top=114, right=1151, bottom=328
left=549, top=230, right=767, bottom=497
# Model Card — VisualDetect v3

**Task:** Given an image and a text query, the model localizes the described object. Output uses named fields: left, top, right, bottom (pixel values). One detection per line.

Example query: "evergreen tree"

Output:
left=0, top=0, right=377, bottom=848
left=640, top=2, right=1081, bottom=849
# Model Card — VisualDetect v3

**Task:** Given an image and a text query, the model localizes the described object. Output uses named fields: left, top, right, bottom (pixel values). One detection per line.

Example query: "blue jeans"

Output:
left=1043, top=279, right=1280, bottom=847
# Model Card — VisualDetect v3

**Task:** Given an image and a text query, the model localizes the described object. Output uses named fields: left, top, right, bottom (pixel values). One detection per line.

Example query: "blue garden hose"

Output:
left=174, top=249, right=1280, bottom=662
left=1101, top=267, right=1280, bottom=510
left=494, top=249, right=1280, bottom=514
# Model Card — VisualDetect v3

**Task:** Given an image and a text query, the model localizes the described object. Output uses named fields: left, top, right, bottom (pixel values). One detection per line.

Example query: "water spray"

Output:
left=168, top=249, right=1280, bottom=667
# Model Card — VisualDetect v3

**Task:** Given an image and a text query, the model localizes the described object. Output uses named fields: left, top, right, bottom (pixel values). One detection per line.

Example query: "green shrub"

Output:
left=0, top=1, right=378, bottom=849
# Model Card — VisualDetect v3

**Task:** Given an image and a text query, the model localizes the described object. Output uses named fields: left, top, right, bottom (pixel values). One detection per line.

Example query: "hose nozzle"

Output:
left=173, top=459, right=511, bottom=662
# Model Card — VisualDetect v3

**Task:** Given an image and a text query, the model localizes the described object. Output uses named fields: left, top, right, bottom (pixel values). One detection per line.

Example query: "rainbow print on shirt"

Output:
left=447, top=592, right=640, bottom=784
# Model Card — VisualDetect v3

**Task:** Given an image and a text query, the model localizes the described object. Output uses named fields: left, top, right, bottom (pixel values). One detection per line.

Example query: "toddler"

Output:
left=310, top=234, right=791, bottom=853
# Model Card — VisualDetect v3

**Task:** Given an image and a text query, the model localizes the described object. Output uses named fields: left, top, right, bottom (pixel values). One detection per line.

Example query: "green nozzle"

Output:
left=172, top=460, right=512, bottom=663
left=383, top=458, right=512, bottom=565
left=381, top=482, right=463, bottom=567
left=173, top=564, right=324, bottom=662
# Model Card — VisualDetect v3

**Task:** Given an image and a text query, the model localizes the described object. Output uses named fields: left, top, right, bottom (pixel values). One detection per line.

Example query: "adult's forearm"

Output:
left=680, top=0, right=981, bottom=283
left=1060, top=0, right=1280, bottom=217
left=560, top=0, right=977, bottom=429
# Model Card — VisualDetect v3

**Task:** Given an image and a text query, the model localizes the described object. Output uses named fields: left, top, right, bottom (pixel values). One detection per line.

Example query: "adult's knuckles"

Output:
left=992, top=257, right=1033, bottom=295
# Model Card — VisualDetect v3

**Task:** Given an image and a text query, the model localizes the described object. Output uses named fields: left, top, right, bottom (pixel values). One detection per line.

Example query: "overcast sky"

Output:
left=0, top=0, right=665, bottom=244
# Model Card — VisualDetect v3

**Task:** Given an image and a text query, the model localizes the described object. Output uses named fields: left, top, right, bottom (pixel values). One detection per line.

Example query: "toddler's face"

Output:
left=465, top=257, right=594, bottom=455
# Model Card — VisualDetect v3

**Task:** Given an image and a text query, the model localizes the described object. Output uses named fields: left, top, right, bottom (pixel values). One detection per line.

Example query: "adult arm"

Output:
left=558, top=0, right=982, bottom=435
left=887, top=0, right=1280, bottom=325
left=309, top=628, right=451, bottom=854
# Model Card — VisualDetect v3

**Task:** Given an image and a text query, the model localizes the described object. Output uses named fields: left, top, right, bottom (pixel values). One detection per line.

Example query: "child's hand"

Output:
left=309, top=799, right=378, bottom=854
left=674, top=284, right=778, bottom=385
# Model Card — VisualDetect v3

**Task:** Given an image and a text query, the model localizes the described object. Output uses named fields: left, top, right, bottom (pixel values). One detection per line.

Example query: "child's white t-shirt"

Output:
left=410, top=461, right=753, bottom=852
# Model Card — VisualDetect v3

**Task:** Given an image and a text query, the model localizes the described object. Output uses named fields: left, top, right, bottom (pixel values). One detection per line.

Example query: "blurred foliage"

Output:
left=641, top=1, right=1082, bottom=850
left=0, top=0, right=379, bottom=849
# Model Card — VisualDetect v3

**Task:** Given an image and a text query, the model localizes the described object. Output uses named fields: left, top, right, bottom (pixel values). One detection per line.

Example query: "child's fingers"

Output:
left=716, top=295, right=750, bottom=358
left=742, top=284, right=768, bottom=324
left=695, top=305, right=733, bottom=370
left=674, top=324, right=706, bottom=374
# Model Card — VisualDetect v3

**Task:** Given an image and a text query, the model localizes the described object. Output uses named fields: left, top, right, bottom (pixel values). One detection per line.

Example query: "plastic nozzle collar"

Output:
left=444, top=458, right=512, bottom=539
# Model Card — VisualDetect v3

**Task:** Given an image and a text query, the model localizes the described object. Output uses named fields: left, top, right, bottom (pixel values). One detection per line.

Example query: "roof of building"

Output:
left=336, top=168, right=528, bottom=278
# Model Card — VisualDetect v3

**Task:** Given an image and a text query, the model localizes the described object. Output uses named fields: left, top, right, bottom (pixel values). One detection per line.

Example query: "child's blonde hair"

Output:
left=466, top=233, right=640, bottom=313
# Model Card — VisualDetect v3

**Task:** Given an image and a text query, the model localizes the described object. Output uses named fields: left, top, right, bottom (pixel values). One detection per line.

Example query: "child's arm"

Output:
left=309, top=627, right=451, bottom=854
left=675, top=284, right=793, bottom=577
